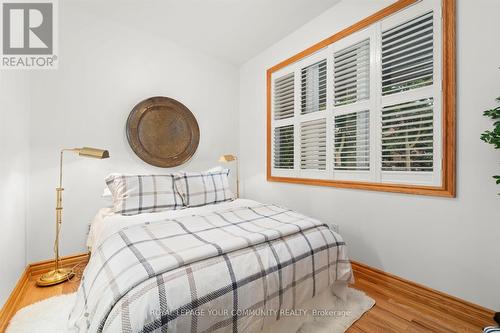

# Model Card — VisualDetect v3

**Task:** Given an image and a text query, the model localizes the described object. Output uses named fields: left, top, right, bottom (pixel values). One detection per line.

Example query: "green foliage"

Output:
left=481, top=96, right=500, bottom=193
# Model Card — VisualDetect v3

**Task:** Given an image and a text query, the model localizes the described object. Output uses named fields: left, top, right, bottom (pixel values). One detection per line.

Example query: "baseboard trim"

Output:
left=0, top=253, right=89, bottom=332
left=0, top=267, right=30, bottom=333
left=351, top=260, right=495, bottom=327
left=29, top=253, right=89, bottom=276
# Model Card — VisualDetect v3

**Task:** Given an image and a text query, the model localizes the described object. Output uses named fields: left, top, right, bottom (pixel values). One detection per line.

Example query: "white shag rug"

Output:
left=7, top=288, right=374, bottom=333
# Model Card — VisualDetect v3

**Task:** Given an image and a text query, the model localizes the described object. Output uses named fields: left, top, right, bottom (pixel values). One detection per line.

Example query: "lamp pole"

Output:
left=37, top=147, right=109, bottom=287
left=235, top=157, right=239, bottom=198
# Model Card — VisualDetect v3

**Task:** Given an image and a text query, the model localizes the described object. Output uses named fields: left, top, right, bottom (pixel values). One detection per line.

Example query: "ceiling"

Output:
left=76, top=0, right=341, bottom=65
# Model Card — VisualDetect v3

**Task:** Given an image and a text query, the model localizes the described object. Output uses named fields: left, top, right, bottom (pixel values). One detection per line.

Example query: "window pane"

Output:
left=334, top=39, right=370, bottom=106
left=301, top=60, right=327, bottom=114
left=274, top=73, right=295, bottom=120
left=382, top=12, right=434, bottom=95
left=334, top=110, right=370, bottom=171
left=274, top=125, right=294, bottom=169
left=381, top=98, right=434, bottom=172
left=300, top=119, right=326, bottom=170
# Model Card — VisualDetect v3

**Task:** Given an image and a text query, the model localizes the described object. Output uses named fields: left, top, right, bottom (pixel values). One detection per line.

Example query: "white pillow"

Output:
left=174, top=168, right=234, bottom=207
left=105, top=174, right=184, bottom=215
left=102, top=187, right=112, bottom=198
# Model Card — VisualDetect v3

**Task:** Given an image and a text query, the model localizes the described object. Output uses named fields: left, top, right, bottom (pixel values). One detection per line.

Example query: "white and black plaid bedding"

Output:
left=69, top=204, right=352, bottom=333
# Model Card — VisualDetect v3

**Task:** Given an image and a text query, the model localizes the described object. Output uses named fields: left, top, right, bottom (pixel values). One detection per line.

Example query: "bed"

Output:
left=69, top=198, right=353, bottom=333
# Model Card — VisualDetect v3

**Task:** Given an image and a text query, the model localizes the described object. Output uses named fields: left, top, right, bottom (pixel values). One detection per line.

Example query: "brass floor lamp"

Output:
left=36, top=147, right=110, bottom=287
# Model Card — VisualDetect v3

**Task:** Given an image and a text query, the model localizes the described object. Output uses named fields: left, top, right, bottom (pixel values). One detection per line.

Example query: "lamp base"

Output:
left=36, top=268, right=75, bottom=287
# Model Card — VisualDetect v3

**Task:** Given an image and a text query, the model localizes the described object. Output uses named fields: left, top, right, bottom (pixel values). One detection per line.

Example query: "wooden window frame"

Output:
left=266, top=0, right=455, bottom=197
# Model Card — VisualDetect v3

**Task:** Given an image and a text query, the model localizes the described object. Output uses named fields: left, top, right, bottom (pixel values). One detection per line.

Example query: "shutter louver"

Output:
left=301, top=60, right=327, bottom=114
left=274, top=125, right=294, bottom=169
left=382, top=98, right=434, bottom=171
left=382, top=12, right=434, bottom=95
left=273, top=73, right=295, bottom=120
left=300, top=119, right=326, bottom=170
left=334, top=39, right=370, bottom=106
left=334, top=110, right=370, bottom=171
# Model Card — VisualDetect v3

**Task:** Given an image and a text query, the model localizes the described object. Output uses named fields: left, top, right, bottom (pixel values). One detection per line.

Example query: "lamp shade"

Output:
left=76, top=147, right=110, bottom=159
left=219, top=154, right=237, bottom=162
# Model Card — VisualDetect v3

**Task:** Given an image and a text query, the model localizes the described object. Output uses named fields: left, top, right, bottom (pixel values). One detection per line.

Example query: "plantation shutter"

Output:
left=269, top=0, right=443, bottom=189
left=381, top=98, right=434, bottom=172
left=300, top=119, right=326, bottom=170
left=334, top=39, right=370, bottom=106
left=273, top=125, right=294, bottom=169
left=334, top=110, right=370, bottom=171
left=273, top=73, right=295, bottom=120
left=380, top=9, right=437, bottom=178
left=382, top=12, right=434, bottom=95
left=301, top=60, right=327, bottom=114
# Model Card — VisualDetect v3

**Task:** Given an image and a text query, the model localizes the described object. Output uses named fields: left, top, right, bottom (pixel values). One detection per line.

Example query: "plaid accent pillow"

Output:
left=174, top=168, right=234, bottom=207
left=105, top=174, right=184, bottom=215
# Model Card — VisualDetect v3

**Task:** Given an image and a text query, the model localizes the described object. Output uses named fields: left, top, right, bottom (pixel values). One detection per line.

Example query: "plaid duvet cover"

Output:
left=69, top=204, right=352, bottom=333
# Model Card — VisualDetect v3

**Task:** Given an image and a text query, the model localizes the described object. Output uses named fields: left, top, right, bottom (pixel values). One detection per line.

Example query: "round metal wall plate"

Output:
left=126, top=96, right=200, bottom=167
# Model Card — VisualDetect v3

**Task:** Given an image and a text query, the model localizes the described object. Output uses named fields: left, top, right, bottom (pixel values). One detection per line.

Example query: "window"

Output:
left=267, top=0, right=455, bottom=196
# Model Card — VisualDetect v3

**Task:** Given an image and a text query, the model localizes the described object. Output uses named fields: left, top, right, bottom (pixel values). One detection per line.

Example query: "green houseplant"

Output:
left=480, top=96, right=500, bottom=193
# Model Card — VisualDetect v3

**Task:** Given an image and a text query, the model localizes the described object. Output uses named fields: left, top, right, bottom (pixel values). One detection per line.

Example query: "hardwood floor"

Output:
left=349, top=274, right=492, bottom=332
left=12, top=265, right=82, bottom=315
left=3, top=258, right=495, bottom=332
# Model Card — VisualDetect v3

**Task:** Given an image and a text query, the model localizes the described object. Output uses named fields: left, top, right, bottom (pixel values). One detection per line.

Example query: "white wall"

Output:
left=27, top=1, right=239, bottom=262
left=0, top=72, right=30, bottom=306
left=239, top=0, right=500, bottom=310
left=4, top=0, right=498, bottom=312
